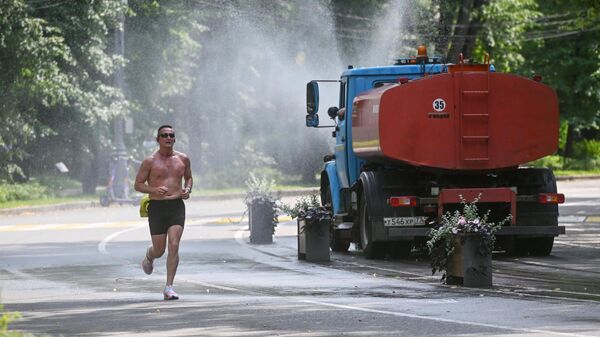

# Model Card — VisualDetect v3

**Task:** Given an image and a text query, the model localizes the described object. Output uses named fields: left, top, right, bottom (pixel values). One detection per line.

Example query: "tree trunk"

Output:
left=446, top=0, right=487, bottom=63
left=446, top=0, right=475, bottom=63
left=81, top=141, right=99, bottom=195
left=434, top=0, right=453, bottom=58
left=461, top=0, right=487, bottom=61
left=563, top=123, right=576, bottom=158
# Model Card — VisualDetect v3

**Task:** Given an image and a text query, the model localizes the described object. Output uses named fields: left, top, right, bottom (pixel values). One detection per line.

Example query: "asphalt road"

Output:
left=0, top=179, right=599, bottom=336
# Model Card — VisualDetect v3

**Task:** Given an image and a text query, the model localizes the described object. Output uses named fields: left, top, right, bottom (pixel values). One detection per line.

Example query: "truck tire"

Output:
left=526, top=237, right=554, bottom=256
left=359, top=192, right=385, bottom=259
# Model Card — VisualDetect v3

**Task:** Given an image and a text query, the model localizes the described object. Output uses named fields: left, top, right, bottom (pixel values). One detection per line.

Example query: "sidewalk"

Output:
left=0, top=187, right=319, bottom=216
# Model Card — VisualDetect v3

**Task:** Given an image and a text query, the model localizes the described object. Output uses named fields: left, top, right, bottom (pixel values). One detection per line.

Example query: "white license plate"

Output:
left=383, top=217, right=428, bottom=227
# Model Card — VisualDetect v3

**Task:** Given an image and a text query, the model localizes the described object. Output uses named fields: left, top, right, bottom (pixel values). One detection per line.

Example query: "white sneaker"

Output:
left=163, top=285, right=179, bottom=300
left=141, top=247, right=153, bottom=275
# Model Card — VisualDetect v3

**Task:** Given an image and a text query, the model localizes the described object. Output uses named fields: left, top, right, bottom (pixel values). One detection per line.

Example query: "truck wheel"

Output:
left=359, top=192, right=385, bottom=259
left=527, top=237, right=554, bottom=256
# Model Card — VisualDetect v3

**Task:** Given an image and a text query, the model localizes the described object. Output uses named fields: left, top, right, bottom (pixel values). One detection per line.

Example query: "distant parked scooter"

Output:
left=99, top=155, right=141, bottom=207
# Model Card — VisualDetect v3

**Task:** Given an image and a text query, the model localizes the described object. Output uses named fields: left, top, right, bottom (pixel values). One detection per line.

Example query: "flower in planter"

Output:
left=244, top=173, right=280, bottom=233
left=282, top=194, right=332, bottom=234
left=426, top=195, right=511, bottom=282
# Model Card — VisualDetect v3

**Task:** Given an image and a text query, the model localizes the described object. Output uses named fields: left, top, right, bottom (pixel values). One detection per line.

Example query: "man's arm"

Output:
left=134, top=158, right=153, bottom=194
left=181, top=154, right=193, bottom=199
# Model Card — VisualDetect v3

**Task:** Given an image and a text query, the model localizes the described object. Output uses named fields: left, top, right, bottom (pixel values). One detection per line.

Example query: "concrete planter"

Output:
left=297, top=219, right=330, bottom=262
left=249, top=201, right=274, bottom=244
left=447, top=234, right=492, bottom=287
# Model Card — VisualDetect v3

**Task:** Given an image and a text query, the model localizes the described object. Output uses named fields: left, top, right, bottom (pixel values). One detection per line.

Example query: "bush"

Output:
left=0, top=182, right=48, bottom=203
left=528, top=155, right=564, bottom=170
left=573, top=139, right=600, bottom=160
left=563, top=157, right=600, bottom=171
left=35, top=174, right=82, bottom=190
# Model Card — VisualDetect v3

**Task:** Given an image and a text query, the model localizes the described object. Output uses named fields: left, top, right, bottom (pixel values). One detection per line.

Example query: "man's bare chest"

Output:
left=150, top=157, right=185, bottom=177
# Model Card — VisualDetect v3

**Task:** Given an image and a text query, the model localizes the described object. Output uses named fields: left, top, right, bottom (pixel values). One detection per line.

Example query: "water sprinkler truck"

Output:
left=305, top=46, right=565, bottom=259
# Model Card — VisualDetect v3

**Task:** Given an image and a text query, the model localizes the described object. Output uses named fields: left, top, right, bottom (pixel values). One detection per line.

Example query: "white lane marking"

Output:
left=302, top=300, right=595, bottom=337
left=97, top=216, right=235, bottom=255
left=341, top=261, right=425, bottom=278
left=181, top=278, right=245, bottom=293
left=98, top=223, right=146, bottom=255
left=555, top=241, right=600, bottom=249
left=562, top=201, right=600, bottom=206
left=559, top=216, right=587, bottom=222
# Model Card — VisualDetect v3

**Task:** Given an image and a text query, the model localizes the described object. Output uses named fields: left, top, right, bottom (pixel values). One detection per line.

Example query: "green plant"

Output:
left=426, top=195, right=511, bottom=282
left=283, top=194, right=332, bottom=234
left=0, top=182, right=48, bottom=203
left=527, top=155, right=564, bottom=170
left=574, top=139, right=600, bottom=160
left=35, top=174, right=82, bottom=190
left=244, top=173, right=280, bottom=233
left=0, top=304, right=25, bottom=336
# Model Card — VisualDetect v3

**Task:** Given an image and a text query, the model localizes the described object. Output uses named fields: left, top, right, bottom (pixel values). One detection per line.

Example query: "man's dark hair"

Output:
left=157, top=124, right=173, bottom=136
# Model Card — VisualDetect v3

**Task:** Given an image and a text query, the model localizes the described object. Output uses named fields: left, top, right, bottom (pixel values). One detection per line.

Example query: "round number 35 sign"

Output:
left=433, top=98, right=446, bottom=112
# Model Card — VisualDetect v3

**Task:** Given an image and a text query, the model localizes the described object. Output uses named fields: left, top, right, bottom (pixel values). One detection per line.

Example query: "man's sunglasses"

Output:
left=159, top=133, right=176, bottom=138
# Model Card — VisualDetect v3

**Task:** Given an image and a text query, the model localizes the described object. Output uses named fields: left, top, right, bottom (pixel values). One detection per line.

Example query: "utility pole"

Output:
left=111, top=0, right=129, bottom=200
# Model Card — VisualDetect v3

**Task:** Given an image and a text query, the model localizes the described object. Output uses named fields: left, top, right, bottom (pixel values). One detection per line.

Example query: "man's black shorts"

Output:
left=148, top=199, right=186, bottom=235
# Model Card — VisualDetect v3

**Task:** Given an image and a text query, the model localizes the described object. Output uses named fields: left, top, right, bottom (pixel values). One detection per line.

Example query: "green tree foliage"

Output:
left=476, top=0, right=541, bottom=71
left=519, top=0, right=600, bottom=156
left=124, top=0, right=204, bottom=158
left=0, top=0, right=127, bottom=189
left=418, top=0, right=600, bottom=156
left=1, top=0, right=598, bottom=195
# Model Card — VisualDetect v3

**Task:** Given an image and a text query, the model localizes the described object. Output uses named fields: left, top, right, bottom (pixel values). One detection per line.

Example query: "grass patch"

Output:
left=0, top=195, right=99, bottom=209
left=554, top=169, right=600, bottom=177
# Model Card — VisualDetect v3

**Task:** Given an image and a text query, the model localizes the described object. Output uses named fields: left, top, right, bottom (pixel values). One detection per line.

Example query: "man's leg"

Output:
left=142, top=233, right=166, bottom=275
left=149, top=234, right=167, bottom=259
left=166, top=224, right=184, bottom=286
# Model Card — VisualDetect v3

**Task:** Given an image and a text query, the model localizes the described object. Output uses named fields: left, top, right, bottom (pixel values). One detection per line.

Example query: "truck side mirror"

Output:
left=306, top=114, right=319, bottom=127
left=306, top=81, right=319, bottom=114
left=327, top=106, right=339, bottom=120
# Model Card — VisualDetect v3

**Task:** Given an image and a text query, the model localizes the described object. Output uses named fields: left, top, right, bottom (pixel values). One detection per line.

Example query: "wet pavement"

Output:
left=0, top=180, right=599, bottom=336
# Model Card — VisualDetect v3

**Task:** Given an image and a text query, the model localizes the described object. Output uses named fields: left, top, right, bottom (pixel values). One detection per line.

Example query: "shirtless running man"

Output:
left=134, top=124, right=193, bottom=300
